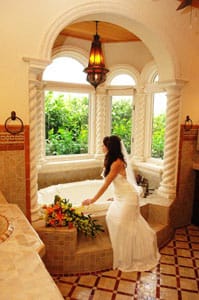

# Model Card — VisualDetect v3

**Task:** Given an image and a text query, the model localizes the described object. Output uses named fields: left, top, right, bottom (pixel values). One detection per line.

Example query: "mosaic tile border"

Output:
left=0, top=125, right=25, bottom=150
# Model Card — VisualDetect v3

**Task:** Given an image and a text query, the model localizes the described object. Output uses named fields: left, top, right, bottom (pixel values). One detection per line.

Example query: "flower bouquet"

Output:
left=42, top=195, right=104, bottom=237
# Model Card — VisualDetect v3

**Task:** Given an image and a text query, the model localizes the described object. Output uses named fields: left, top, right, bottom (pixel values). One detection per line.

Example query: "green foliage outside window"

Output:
left=111, top=97, right=132, bottom=153
left=151, top=113, right=166, bottom=159
left=45, top=91, right=88, bottom=155
left=45, top=91, right=165, bottom=159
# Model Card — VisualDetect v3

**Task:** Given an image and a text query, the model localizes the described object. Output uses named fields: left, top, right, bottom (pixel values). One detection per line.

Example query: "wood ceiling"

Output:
left=59, top=21, right=140, bottom=43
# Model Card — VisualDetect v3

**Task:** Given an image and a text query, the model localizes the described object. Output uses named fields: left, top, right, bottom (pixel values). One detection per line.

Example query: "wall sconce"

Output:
left=184, top=115, right=193, bottom=131
left=84, top=21, right=109, bottom=89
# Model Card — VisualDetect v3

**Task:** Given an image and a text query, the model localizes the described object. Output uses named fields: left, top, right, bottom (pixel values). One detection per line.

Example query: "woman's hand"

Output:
left=82, top=198, right=94, bottom=206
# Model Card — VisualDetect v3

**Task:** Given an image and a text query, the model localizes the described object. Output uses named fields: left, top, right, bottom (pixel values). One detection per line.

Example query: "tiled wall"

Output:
left=171, top=125, right=199, bottom=228
left=0, top=125, right=30, bottom=219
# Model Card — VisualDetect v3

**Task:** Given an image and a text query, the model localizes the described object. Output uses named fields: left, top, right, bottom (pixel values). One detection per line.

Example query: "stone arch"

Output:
left=140, top=60, right=159, bottom=84
left=39, top=1, right=178, bottom=82
left=51, top=45, right=89, bottom=67
left=29, top=1, right=182, bottom=223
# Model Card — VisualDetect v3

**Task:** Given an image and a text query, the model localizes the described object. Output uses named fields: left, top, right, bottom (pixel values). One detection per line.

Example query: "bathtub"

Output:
left=37, top=179, right=113, bottom=214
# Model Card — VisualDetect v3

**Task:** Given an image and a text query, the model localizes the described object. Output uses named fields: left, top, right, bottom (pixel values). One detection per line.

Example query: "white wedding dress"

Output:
left=106, top=173, right=160, bottom=272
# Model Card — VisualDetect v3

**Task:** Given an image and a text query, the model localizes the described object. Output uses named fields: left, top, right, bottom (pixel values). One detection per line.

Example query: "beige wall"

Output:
left=0, top=0, right=199, bottom=124
left=1, top=0, right=199, bottom=224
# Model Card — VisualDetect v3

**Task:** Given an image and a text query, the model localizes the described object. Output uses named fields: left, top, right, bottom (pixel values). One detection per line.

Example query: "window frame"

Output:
left=39, top=56, right=165, bottom=177
left=42, top=80, right=95, bottom=162
left=143, top=69, right=167, bottom=166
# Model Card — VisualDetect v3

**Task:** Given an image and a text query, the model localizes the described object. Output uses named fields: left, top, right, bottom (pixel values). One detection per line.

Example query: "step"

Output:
left=38, top=205, right=174, bottom=274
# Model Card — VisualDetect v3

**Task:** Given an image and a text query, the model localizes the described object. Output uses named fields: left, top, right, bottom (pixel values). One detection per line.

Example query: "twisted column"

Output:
left=29, top=78, right=41, bottom=222
left=95, top=90, right=107, bottom=156
left=36, top=84, right=46, bottom=166
left=158, top=85, right=181, bottom=199
left=132, top=89, right=146, bottom=161
left=23, top=57, right=50, bottom=222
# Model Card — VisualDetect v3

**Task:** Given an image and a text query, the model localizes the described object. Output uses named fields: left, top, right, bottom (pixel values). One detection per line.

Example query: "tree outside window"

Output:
left=110, top=73, right=135, bottom=153
left=43, top=56, right=90, bottom=156
left=45, top=91, right=89, bottom=155
left=111, top=95, right=133, bottom=153
left=151, top=92, right=167, bottom=159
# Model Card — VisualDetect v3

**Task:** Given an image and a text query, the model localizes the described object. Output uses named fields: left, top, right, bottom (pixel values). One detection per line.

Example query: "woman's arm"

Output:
left=82, top=159, right=122, bottom=205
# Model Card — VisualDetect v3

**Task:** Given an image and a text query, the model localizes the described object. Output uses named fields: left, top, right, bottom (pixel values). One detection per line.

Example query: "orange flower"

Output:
left=46, top=207, right=54, bottom=214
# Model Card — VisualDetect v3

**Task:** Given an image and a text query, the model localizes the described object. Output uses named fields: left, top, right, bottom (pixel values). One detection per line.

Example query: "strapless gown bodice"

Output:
left=112, top=174, right=139, bottom=204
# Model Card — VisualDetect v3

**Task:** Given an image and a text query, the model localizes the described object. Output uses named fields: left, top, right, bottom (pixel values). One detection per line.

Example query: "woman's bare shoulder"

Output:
left=112, top=158, right=124, bottom=168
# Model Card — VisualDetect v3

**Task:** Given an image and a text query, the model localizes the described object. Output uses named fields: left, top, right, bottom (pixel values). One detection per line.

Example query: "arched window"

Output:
left=110, top=74, right=136, bottom=86
left=42, top=56, right=91, bottom=156
left=43, top=57, right=88, bottom=84
left=108, top=72, right=136, bottom=153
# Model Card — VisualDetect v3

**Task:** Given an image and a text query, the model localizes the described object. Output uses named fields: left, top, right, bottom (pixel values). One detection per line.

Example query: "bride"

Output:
left=82, top=135, right=160, bottom=272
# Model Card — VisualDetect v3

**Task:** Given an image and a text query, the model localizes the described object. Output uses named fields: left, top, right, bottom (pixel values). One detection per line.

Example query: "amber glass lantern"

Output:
left=84, top=21, right=109, bottom=89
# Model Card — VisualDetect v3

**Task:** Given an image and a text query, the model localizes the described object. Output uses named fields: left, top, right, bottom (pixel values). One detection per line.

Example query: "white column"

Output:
left=23, top=57, right=50, bottom=222
left=95, top=89, right=108, bottom=156
left=132, top=88, right=146, bottom=161
left=158, top=85, right=182, bottom=200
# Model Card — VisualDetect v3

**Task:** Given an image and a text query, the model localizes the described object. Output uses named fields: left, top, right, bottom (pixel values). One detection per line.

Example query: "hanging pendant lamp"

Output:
left=84, top=21, right=109, bottom=89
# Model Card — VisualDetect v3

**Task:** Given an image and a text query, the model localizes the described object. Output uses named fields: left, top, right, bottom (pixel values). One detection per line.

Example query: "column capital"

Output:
left=144, top=79, right=187, bottom=94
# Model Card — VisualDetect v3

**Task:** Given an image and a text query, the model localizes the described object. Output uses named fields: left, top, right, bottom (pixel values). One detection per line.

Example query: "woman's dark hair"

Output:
left=103, top=135, right=126, bottom=177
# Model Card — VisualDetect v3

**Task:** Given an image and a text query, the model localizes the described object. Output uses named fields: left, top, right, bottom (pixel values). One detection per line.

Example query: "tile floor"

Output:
left=52, top=225, right=199, bottom=299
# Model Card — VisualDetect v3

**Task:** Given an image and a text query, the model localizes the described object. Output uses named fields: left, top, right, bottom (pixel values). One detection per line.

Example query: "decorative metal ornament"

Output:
left=84, top=21, right=109, bottom=89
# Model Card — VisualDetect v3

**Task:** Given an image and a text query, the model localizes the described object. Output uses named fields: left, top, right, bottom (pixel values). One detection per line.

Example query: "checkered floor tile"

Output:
left=52, top=225, right=199, bottom=299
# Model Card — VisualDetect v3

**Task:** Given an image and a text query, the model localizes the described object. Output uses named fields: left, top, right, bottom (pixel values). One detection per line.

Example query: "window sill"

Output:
left=132, top=160, right=163, bottom=175
left=38, top=157, right=103, bottom=174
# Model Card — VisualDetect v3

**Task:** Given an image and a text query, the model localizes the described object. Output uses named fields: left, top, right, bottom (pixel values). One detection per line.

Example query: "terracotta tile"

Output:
left=97, top=276, right=116, bottom=290
left=179, top=266, right=196, bottom=278
left=193, top=250, right=199, bottom=258
left=191, top=243, right=199, bottom=250
left=115, top=294, right=133, bottom=300
left=117, top=279, right=136, bottom=294
left=178, top=257, right=194, bottom=267
left=78, top=274, right=98, bottom=286
left=160, top=274, right=177, bottom=288
left=176, top=249, right=191, bottom=258
left=175, top=234, right=188, bottom=242
left=181, top=291, right=199, bottom=300
left=71, top=286, right=92, bottom=299
left=160, top=264, right=176, bottom=275
left=180, top=277, right=198, bottom=291
left=120, top=271, right=138, bottom=281
left=160, top=247, right=175, bottom=255
left=55, top=282, right=73, bottom=298
left=195, top=259, right=199, bottom=268
left=160, top=254, right=175, bottom=264
left=160, top=287, right=179, bottom=300
left=189, top=236, right=199, bottom=242
left=92, top=289, right=113, bottom=300
left=175, top=241, right=190, bottom=249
